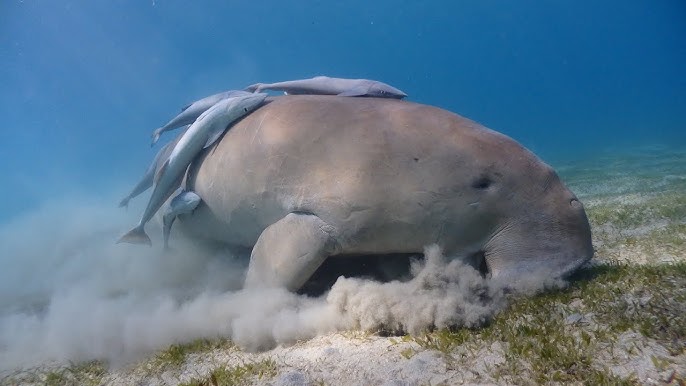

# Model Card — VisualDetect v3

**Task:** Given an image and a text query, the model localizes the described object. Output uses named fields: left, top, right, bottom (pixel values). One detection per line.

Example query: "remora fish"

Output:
left=118, top=93, right=268, bottom=246
left=245, top=76, right=407, bottom=99
left=119, top=126, right=188, bottom=208
left=151, top=89, right=254, bottom=146
left=162, top=190, right=201, bottom=250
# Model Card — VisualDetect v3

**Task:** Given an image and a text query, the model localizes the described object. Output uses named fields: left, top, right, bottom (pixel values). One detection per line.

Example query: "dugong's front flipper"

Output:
left=162, top=190, right=201, bottom=250
left=244, top=213, right=340, bottom=291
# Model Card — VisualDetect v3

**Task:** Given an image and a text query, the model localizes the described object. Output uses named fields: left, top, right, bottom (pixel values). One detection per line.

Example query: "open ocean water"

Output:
left=0, top=0, right=684, bottom=379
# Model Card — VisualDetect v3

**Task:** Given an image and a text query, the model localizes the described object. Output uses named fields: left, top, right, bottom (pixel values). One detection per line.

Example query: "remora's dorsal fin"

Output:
left=180, top=103, right=192, bottom=112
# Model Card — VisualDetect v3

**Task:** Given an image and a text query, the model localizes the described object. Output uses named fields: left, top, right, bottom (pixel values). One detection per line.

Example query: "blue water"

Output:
left=1, top=0, right=685, bottom=220
left=2, top=2, right=686, bottom=372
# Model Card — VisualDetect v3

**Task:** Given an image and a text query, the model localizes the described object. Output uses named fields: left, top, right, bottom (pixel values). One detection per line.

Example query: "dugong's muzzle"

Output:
left=483, top=189, right=594, bottom=288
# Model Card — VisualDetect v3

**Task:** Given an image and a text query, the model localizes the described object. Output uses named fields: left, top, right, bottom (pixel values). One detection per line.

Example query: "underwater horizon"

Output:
left=0, top=1, right=685, bottom=380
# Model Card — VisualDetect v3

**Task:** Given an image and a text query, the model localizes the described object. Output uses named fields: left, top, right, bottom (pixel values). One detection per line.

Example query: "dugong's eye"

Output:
left=472, top=176, right=492, bottom=190
left=243, top=107, right=248, bottom=112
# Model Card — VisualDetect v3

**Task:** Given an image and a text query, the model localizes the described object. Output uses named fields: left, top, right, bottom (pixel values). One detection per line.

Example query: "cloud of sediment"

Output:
left=0, top=195, right=553, bottom=371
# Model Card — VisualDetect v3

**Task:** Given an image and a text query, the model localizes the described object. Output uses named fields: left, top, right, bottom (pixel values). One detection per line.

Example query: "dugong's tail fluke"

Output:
left=117, top=225, right=152, bottom=246
left=244, top=83, right=263, bottom=93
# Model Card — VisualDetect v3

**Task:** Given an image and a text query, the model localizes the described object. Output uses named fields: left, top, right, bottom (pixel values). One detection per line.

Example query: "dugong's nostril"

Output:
left=570, top=199, right=582, bottom=209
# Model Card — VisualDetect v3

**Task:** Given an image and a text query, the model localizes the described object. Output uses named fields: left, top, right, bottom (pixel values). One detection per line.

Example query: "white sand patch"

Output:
left=599, top=332, right=686, bottom=385
left=101, top=333, right=506, bottom=386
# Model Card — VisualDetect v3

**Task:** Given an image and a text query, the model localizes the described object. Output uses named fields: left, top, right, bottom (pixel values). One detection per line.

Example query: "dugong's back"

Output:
left=180, top=95, right=559, bottom=252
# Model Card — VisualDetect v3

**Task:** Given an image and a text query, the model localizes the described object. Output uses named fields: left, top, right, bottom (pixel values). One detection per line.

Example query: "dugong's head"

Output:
left=465, top=138, right=593, bottom=286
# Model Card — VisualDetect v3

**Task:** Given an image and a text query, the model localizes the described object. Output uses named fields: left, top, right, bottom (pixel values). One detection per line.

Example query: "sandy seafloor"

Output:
left=560, top=145, right=685, bottom=265
left=1, top=144, right=684, bottom=386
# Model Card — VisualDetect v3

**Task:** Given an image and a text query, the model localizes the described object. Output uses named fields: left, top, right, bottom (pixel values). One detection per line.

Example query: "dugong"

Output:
left=245, top=76, right=407, bottom=99
left=176, top=96, right=593, bottom=291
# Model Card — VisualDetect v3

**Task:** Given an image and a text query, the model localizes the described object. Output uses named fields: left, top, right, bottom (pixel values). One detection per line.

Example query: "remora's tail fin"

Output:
left=162, top=214, right=174, bottom=251
left=151, top=128, right=163, bottom=147
left=117, top=225, right=152, bottom=246
left=118, top=197, right=130, bottom=209
left=244, top=83, right=263, bottom=93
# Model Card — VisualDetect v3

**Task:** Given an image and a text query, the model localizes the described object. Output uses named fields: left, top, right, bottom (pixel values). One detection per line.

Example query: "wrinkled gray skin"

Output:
left=119, top=127, right=189, bottom=208
left=245, top=76, right=407, bottom=99
left=162, top=190, right=201, bottom=250
left=151, top=89, right=254, bottom=147
left=177, top=96, right=593, bottom=291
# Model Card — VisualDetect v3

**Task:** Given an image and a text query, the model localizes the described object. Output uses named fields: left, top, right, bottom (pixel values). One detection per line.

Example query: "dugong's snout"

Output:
left=482, top=173, right=594, bottom=287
